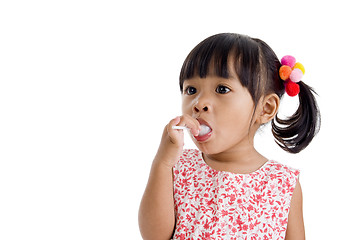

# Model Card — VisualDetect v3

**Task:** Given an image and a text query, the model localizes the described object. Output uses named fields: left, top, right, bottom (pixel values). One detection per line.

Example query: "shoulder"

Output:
left=265, top=160, right=300, bottom=195
left=267, top=160, right=300, bottom=181
left=266, top=161, right=305, bottom=237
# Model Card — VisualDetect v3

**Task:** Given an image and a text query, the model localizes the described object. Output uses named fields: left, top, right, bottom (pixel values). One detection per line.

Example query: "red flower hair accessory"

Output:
left=279, top=55, right=305, bottom=97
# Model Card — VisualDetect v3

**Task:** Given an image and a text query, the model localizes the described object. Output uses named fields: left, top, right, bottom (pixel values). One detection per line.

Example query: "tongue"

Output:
left=199, top=124, right=211, bottom=136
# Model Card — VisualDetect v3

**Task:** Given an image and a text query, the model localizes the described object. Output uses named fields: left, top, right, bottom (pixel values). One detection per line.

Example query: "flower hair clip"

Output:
left=279, top=55, right=305, bottom=97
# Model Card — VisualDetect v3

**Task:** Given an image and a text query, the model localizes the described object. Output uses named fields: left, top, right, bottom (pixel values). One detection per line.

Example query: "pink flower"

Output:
left=204, top=232, right=211, bottom=239
left=206, top=198, right=215, bottom=206
left=236, top=215, right=244, bottom=226
left=280, top=218, right=288, bottom=226
left=229, top=194, right=236, bottom=202
left=242, top=224, right=248, bottom=231
left=221, top=210, right=228, bottom=217
left=249, top=223, right=254, bottom=230
left=204, top=221, right=210, bottom=230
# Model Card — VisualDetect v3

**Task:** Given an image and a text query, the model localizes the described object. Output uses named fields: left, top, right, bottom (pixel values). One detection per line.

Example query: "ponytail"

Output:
left=271, top=81, right=321, bottom=153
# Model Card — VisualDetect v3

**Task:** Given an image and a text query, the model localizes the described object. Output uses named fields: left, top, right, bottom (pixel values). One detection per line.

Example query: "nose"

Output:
left=193, top=100, right=210, bottom=113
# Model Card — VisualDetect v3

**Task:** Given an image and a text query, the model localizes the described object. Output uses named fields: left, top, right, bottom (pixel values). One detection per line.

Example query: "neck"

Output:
left=201, top=140, right=268, bottom=174
left=204, top=145, right=260, bottom=163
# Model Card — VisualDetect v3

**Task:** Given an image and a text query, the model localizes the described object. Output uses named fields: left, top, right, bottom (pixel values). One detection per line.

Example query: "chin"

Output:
left=194, top=141, right=221, bottom=155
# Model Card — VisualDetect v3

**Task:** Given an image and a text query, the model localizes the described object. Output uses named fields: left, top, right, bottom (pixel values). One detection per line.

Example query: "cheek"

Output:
left=218, top=105, right=254, bottom=132
left=181, top=98, right=193, bottom=114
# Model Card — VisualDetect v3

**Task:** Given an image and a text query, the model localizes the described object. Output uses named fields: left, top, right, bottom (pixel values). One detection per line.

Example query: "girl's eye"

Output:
left=216, top=85, right=231, bottom=94
left=185, top=86, right=197, bottom=95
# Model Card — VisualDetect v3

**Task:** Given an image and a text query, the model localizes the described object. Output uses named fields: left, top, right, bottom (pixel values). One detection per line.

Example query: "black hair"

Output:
left=179, top=33, right=320, bottom=154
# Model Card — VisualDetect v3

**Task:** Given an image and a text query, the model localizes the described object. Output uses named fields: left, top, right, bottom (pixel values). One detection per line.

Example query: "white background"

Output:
left=1, top=0, right=360, bottom=239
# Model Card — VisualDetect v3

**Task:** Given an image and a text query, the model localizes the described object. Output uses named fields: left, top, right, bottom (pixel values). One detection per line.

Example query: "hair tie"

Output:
left=279, top=55, right=305, bottom=97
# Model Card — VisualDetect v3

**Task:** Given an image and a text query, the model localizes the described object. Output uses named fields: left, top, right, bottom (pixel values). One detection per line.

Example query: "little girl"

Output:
left=139, top=33, right=320, bottom=240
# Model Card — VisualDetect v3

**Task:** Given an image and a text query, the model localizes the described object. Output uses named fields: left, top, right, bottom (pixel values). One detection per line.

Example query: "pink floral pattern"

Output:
left=172, top=149, right=300, bottom=240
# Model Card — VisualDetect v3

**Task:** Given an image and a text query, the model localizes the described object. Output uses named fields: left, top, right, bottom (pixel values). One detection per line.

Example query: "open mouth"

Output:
left=199, top=124, right=212, bottom=136
left=194, top=119, right=213, bottom=142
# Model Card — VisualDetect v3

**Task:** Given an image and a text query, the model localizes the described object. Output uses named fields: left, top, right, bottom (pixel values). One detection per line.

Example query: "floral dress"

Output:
left=172, top=149, right=300, bottom=240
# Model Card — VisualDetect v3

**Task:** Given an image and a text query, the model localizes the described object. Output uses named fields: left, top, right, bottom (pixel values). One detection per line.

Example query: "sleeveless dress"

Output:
left=172, top=149, right=300, bottom=240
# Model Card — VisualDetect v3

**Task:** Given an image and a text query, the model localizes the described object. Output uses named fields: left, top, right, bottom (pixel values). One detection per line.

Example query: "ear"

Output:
left=258, top=93, right=280, bottom=124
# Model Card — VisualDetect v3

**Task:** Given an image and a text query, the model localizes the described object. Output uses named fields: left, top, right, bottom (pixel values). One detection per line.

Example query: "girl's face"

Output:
left=182, top=68, right=261, bottom=156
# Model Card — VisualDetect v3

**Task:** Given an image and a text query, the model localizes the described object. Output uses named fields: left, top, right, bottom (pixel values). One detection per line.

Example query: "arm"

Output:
left=138, top=155, right=176, bottom=240
left=285, top=180, right=305, bottom=240
left=138, top=116, right=200, bottom=240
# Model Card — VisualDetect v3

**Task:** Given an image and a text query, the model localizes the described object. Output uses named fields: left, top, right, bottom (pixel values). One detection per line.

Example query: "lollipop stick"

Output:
left=172, top=126, right=188, bottom=130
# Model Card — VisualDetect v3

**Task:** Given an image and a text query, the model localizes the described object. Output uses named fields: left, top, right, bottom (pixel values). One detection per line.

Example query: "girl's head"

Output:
left=179, top=33, right=320, bottom=154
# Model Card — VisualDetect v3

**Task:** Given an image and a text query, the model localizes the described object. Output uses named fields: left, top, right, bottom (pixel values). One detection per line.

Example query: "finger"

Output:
left=171, top=116, right=181, bottom=126
left=167, top=116, right=183, bottom=136
left=177, top=115, right=201, bottom=136
left=166, top=116, right=185, bottom=146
